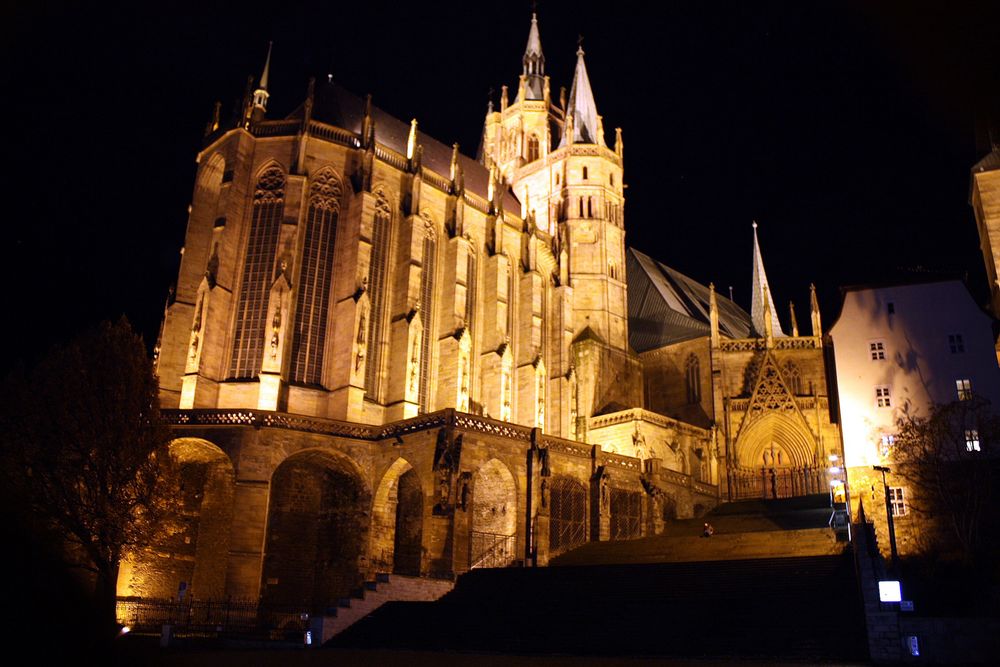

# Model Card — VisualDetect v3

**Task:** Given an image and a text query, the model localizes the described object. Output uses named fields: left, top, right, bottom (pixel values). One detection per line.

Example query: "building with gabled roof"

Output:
left=125, top=12, right=844, bottom=614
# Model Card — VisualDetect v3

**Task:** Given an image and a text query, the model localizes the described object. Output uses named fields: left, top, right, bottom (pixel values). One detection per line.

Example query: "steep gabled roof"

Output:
left=627, top=248, right=752, bottom=352
left=291, top=81, right=520, bottom=211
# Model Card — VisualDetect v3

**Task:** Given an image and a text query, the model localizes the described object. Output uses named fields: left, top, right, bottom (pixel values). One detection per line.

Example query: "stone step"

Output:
left=311, top=574, right=454, bottom=646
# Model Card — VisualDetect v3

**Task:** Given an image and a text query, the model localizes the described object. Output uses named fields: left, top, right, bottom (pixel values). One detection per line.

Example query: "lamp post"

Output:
left=872, top=465, right=899, bottom=566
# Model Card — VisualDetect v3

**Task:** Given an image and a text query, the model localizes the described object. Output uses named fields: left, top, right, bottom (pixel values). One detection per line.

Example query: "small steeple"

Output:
left=519, top=12, right=546, bottom=101
left=789, top=300, right=799, bottom=337
left=709, top=282, right=720, bottom=348
left=559, top=44, right=602, bottom=146
left=406, top=118, right=418, bottom=161
left=750, top=222, right=785, bottom=338
left=252, top=41, right=273, bottom=115
left=810, top=283, right=823, bottom=337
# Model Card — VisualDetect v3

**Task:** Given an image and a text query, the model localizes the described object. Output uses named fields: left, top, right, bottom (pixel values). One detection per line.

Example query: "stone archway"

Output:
left=732, top=413, right=825, bottom=499
left=371, top=459, right=425, bottom=576
left=261, top=449, right=369, bottom=609
left=470, top=459, right=517, bottom=568
left=118, top=438, right=235, bottom=601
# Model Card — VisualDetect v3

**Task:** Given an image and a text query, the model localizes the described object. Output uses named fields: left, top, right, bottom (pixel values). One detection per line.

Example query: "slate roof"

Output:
left=627, top=248, right=753, bottom=352
left=289, top=81, right=521, bottom=212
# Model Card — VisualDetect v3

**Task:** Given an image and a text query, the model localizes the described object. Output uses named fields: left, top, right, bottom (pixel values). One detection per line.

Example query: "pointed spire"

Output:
left=750, top=222, right=785, bottom=338
left=519, top=12, right=546, bottom=101
left=406, top=118, right=418, bottom=161
left=709, top=282, right=720, bottom=348
left=789, top=300, right=799, bottom=337
left=204, top=100, right=221, bottom=137
left=252, top=41, right=273, bottom=114
left=810, top=283, right=823, bottom=337
left=559, top=45, right=601, bottom=146
left=361, top=94, right=375, bottom=149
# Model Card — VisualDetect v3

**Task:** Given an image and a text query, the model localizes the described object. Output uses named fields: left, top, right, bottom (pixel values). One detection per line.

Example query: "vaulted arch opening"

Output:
left=118, top=438, right=235, bottom=601
left=470, top=459, right=517, bottom=568
left=261, top=449, right=369, bottom=609
left=371, top=459, right=425, bottom=576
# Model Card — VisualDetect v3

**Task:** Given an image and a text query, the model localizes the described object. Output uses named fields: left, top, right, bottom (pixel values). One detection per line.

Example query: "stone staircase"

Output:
left=309, top=573, right=453, bottom=645
left=330, top=554, right=868, bottom=661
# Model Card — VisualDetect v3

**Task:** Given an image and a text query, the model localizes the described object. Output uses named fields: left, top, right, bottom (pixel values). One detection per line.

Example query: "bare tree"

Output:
left=892, top=395, right=1000, bottom=565
left=1, top=318, right=177, bottom=643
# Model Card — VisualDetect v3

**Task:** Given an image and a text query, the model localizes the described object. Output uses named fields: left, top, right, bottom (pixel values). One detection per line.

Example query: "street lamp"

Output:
left=872, top=465, right=899, bottom=566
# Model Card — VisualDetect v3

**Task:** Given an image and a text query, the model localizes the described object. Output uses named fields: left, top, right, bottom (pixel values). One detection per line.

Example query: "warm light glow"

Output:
left=258, top=373, right=281, bottom=410
left=828, top=454, right=838, bottom=462
left=179, top=374, right=197, bottom=409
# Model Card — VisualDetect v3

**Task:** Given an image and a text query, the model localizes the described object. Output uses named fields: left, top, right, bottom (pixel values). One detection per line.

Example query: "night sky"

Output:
left=6, top=1, right=1000, bottom=372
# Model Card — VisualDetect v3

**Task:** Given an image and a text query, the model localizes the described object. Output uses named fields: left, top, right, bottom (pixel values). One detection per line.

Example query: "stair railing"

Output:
left=470, top=530, right=516, bottom=569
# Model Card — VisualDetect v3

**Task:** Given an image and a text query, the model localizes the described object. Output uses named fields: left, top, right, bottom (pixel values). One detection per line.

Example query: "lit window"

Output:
left=889, top=487, right=906, bottom=516
left=875, top=385, right=892, bottom=408
left=948, top=334, right=965, bottom=353
left=965, top=429, right=981, bottom=452
left=869, top=341, right=886, bottom=361
left=956, top=379, right=972, bottom=401
left=880, top=434, right=895, bottom=458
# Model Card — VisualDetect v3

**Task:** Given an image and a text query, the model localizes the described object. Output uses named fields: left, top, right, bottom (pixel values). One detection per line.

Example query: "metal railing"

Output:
left=469, top=531, right=516, bottom=569
left=116, top=597, right=311, bottom=639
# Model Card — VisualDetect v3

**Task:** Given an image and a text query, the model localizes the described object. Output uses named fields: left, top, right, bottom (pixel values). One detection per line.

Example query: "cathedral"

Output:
left=121, top=14, right=845, bottom=609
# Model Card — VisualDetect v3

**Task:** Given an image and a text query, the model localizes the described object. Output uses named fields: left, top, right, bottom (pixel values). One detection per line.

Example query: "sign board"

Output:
left=878, top=580, right=901, bottom=602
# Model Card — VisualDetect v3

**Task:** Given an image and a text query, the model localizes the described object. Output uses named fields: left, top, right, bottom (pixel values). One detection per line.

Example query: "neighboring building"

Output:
left=829, top=279, right=1000, bottom=553
left=971, top=140, right=1000, bottom=320
left=122, top=14, right=843, bottom=608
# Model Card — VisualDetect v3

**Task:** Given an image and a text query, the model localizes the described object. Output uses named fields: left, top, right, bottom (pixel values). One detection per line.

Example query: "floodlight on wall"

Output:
left=878, top=580, right=901, bottom=602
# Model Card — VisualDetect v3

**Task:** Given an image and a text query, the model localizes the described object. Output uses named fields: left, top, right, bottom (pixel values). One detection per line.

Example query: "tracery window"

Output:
left=527, top=134, right=539, bottom=162
left=783, top=361, right=802, bottom=395
left=229, top=165, right=285, bottom=378
left=291, top=169, right=341, bottom=385
left=684, top=354, right=701, bottom=404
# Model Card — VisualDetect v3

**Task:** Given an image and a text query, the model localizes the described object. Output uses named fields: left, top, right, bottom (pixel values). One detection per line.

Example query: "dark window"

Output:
left=229, top=166, right=284, bottom=378
left=887, top=302, right=895, bottom=315
left=949, top=334, right=965, bottom=353
left=291, top=171, right=341, bottom=386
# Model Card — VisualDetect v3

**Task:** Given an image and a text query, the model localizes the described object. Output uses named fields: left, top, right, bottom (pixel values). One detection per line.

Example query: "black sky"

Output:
left=5, top=1, right=1000, bottom=371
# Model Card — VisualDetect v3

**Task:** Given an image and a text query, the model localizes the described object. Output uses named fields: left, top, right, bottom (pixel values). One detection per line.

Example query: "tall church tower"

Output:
left=483, top=15, right=634, bottom=439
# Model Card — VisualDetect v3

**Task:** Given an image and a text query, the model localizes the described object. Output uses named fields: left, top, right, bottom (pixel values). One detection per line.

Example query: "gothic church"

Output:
left=123, top=14, right=844, bottom=608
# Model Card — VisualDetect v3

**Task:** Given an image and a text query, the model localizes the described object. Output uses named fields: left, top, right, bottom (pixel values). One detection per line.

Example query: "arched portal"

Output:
left=118, top=438, right=235, bottom=600
left=732, top=413, right=826, bottom=499
left=548, top=476, right=587, bottom=555
left=371, top=459, right=424, bottom=576
left=470, top=459, right=517, bottom=568
left=261, top=449, right=369, bottom=609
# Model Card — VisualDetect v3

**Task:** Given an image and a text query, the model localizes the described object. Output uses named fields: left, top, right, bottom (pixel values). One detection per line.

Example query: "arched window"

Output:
left=229, top=165, right=285, bottom=379
left=578, top=198, right=584, bottom=218
left=291, top=169, right=342, bottom=386
left=582, top=166, right=588, bottom=180
left=527, top=134, right=540, bottom=163
left=783, top=361, right=802, bottom=395
left=685, top=354, right=701, bottom=404
left=365, top=192, right=393, bottom=398
left=418, top=222, right=437, bottom=413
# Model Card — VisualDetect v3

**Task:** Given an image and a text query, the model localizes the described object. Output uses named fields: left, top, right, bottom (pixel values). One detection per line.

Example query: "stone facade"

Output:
left=125, top=15, right=844, bottom=606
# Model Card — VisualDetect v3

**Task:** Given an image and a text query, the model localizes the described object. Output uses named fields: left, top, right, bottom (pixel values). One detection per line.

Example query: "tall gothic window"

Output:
left=527, top=134, right=540, bottom=162
left=229, top=165, right=285, bottom=378
left=291, top=170, right=341, bottom=386
left=418, top=223, right=437, bottom=413
left=783, top=361, right=802, bottom=395
left=685, top=354, right=700, bottom=404
left=365, top=193, right=392, bottom=399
